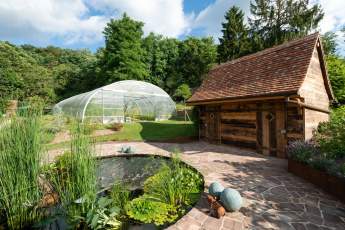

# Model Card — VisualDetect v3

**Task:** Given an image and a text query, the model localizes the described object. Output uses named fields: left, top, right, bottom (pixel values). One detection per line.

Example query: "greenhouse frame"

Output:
left=53, top=80, right=176, bottom=123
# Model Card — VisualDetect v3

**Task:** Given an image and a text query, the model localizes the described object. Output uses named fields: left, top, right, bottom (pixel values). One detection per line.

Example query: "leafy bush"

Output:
left=174, top=84, right=192, bottom=102
left=126, top=196, right=178, bottom=226
left=287, top=140, right=318, bottom=163
left=107, top=123, right=123, bottom=131
left=315, top=106, right=345, bottom=159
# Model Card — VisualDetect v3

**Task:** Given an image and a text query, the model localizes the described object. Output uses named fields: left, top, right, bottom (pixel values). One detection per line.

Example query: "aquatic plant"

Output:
left=143, top=153, right=203, bottom=208
left=126, top=195, right=178, bottom=226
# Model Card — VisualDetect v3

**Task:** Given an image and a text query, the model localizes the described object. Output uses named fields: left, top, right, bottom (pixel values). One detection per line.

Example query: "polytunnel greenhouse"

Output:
left=53, top=80, right=176, bottom=123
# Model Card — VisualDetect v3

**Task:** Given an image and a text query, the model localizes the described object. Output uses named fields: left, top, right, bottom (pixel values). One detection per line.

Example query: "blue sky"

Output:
left=0, top=0, right=344, bottom=55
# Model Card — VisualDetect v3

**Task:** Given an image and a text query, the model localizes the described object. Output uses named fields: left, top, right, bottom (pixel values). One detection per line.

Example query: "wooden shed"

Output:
left=187, top=33, right=334, bottom=158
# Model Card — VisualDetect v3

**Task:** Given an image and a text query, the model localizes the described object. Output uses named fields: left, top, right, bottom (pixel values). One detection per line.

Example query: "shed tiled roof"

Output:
left=188, top=33, right=326, bottom=104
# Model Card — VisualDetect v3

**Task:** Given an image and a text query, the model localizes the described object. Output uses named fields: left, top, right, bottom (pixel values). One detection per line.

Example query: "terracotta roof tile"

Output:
left=188, top=33, right=320, bottom=103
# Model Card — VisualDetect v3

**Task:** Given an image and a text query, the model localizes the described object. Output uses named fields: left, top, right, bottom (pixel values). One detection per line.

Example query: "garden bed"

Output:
left=288, top=159, right=345, bottom=203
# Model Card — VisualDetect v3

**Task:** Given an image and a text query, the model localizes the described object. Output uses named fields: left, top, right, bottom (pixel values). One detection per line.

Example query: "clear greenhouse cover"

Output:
left=53, top=80, right=176, bottom=123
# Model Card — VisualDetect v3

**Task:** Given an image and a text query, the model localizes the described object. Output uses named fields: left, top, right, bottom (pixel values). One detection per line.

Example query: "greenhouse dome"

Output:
left=53, top=80, right=176, bottom=123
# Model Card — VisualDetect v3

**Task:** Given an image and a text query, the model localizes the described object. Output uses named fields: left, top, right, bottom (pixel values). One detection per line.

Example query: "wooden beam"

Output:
left=285, top=98, right=330, bottom=114
left=187, top=95, right=299, bottom=106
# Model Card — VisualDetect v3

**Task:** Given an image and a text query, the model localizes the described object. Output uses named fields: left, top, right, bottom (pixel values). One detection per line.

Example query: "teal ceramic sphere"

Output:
left=220, top=188, right=243, bottom=211
left=208, top=182, right=224, bottom=197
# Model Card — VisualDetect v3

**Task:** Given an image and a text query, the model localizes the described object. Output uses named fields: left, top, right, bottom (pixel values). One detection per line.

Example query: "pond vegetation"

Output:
left=0, top=111, right=203, bottom=230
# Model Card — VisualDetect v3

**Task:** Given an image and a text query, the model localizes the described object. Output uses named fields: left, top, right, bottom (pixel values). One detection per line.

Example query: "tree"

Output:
left=327, top=55, right=345, bottom=104
left=100, top=14, right=148, bottom=83
left=142, top=34, right=181, bottom=93
left=176, top=37, right=217, bottom=89
left=322, top=32, right=338, bottom=56
left=174, top=84, right=192, bottom=102
left=218, top=6, right=251, bottom=62
left=249, top=0, right=324, bottom=49
left=142, top=33, right=167, bottom=85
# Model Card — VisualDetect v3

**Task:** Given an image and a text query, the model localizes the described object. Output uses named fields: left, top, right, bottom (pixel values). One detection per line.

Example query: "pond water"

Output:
left=97, top=154, right=171, bottom=191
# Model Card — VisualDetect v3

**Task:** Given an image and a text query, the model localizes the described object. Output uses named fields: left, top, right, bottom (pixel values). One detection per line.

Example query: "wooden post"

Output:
left=275, top=104, right=287, bottom=158
left=262, top=111, right=270, bottom=156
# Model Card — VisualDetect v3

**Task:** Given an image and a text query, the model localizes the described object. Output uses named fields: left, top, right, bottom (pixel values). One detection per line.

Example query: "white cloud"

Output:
left=192, top=0, right=250, bottom=39
left=315, top=0, right=345, bottom=33
left=0, top=0, right=192, bottom=46
left=87, top=0, right=192, bottom=37
left=0, top=0, right=343, bottom=50
left=0, top=0, right=108, bottom=46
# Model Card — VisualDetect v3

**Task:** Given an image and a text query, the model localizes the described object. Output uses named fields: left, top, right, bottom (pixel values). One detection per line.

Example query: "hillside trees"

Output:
left=0, top=42, right=54, bottom=111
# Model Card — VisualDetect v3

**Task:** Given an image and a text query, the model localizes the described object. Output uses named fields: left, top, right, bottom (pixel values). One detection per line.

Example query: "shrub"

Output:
left=315, top=106, right=345, bottom=159
left=174, top=84, right=192, bottom=102
left=126, top=196, right=178, bottom=226
left=287, top=140, right=318, bottom=163
left=107, top=123, right=123, bottom=131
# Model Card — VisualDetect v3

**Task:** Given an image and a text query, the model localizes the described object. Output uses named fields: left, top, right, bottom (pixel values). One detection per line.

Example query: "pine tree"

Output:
left=218, top=6, right=250, bottom=62
left=249, top=0, right=324, bottom=49
left=101, top=13, right=148, bottom=83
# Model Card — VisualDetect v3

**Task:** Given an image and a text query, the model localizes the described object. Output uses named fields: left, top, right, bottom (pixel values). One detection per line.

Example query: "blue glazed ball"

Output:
left=208, top=182, right=224, bottom=197
left=220, top=188, right=243, bottom=212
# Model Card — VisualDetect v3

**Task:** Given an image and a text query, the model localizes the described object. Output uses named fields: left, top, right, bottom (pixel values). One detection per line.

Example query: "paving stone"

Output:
left=305, top=205, right=321, bottom=217
left=222, top=217, right=243, bottom=230
left=322, top=213, right=345, bottom=228
left=298, top=213, right=323, bottom=225
left=291, top=223, right=307, bottom=230
left=202, top=216, right=223, bottom=230
left=244, top=215, right=273, bottom=229
left=273, top=203, right=305, bottom=212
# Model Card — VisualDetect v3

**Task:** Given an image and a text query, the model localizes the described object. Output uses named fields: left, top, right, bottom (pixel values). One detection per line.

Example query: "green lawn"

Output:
left=47, top=120, right=198, bottom=149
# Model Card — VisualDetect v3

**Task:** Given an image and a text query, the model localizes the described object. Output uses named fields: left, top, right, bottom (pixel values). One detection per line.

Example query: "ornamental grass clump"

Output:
left=0, top=109, right=43, bottom=229
left=49, top=123, right=97, bottom=226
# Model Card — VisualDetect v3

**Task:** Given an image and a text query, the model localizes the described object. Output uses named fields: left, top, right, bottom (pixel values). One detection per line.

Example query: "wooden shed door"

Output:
left=205, top=107, right=220, bottom=143
left=260, top=111, right=277, bottom=156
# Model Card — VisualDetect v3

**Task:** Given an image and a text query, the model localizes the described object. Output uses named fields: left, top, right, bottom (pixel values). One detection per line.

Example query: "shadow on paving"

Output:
left=214, top=159, right=345, bottom=229
left=148, top=142, right=345, bottom=229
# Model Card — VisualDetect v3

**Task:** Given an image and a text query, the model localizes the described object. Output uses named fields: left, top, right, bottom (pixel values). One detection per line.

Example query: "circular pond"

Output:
left=96, top=154, right=204, bottom=229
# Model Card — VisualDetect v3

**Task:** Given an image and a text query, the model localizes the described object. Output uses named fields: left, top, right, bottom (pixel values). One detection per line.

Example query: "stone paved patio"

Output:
left=48, top=141, right=345, bottom=230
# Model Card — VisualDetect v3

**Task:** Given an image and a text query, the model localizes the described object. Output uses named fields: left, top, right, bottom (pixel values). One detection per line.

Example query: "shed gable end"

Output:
left=299, top=46, right=330, bottom=111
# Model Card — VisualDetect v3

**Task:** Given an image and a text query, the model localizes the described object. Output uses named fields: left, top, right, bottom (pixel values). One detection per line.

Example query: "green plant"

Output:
left=287, top=140, right=318, bottom=163
left=110, top=182, right=131, bottom=215
left=86, top=197, right=122, bottom=230
left=340, top=164, right=345, bottom=177
left=143, top=153, right=203, bottom=208
left=315, top=106, right=345, bottom=159
left=126, top=196, right=178, bottom=226
left=48, top=122, right=97, bottom=226
left=0, top=109, right=44, bottom=229
left=107, top=123, right=123, bottom=131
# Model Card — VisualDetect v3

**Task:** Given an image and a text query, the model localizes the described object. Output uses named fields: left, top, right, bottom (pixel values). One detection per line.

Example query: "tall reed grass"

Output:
left=50, top=122, right=97, bottom=225
left=0, top=110, right=43, bottom=229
